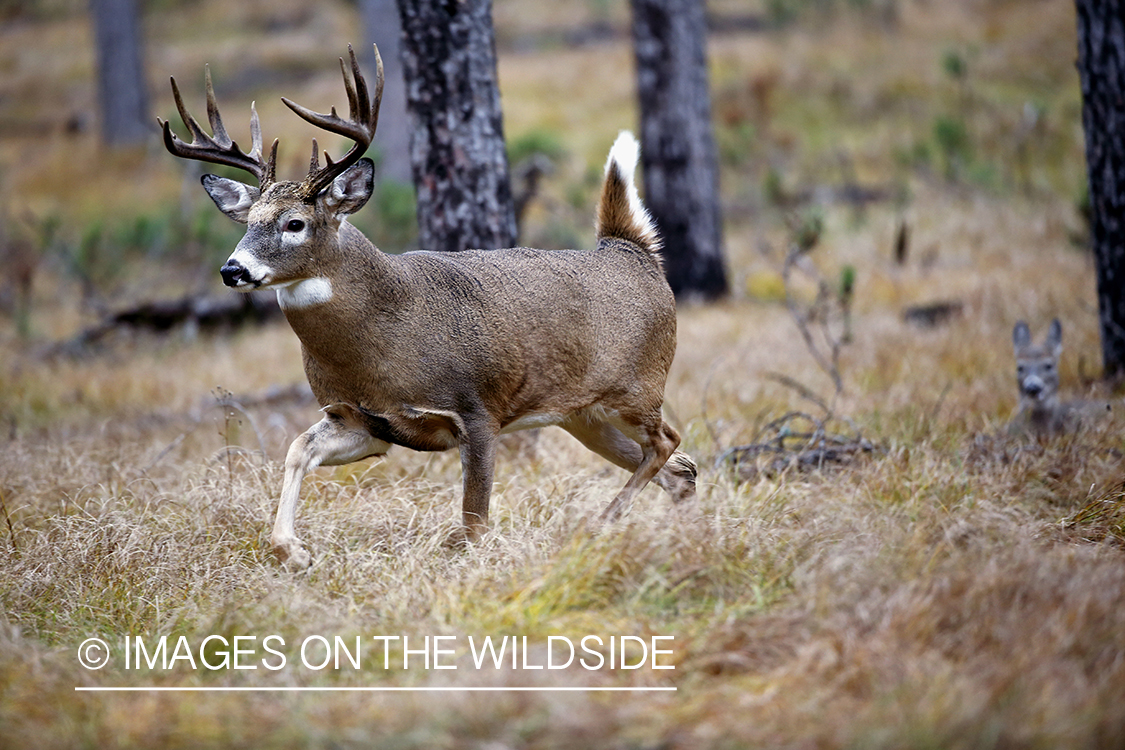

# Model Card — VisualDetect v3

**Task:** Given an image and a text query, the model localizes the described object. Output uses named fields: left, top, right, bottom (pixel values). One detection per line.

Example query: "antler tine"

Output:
left=264, top=137, right=279, bottom=187
left=248, top=102, right=262, bottom=159
left=159, top=68, right=275, bottom=189
left=249, top=103, right=279, bottom=186
left=309, top=138, right=321, bottom=173
left=167, top=75, right=211, bottom=146
left=371, top=44, right=384, bottom=138
left=341, top=53, right=363, bottom=126
left=284, top=44, right=383, bottom=200
left=204, top=66, right=231, bottom=147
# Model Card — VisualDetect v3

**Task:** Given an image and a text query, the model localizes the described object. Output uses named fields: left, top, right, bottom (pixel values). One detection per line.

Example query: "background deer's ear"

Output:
left=322, top=158, right=375, bottom=217
left=201, top=174, right=259, bottom=224
left=1013, top=321, right=1031, bottom=350
left=1047, top=318, right=1063, bottom=355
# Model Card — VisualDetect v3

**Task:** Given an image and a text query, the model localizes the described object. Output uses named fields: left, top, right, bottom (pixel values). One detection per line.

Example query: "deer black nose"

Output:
left=221, top=261, right=249, bottom=287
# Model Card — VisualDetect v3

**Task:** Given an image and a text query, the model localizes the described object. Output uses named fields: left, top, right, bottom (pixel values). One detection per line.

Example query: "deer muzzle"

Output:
left=1021, top=375, right=1045, bottom=399
left=221, top=260, right=253, bottom=288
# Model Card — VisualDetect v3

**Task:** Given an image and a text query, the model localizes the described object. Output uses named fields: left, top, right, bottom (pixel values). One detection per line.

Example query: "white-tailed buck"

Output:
left=161, top=45, right=697, bottom=568
left=1010, top=319, right=1110, bottom=436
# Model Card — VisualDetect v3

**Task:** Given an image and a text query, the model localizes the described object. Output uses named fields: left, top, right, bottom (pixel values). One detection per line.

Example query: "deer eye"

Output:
left=286, top=219, right=305, bottom=232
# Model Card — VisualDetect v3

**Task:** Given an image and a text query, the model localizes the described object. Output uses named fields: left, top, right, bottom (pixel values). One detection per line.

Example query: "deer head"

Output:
left=160, top=44, right=384, bottom=292
left=1013, top=318, right=1062, bottom=410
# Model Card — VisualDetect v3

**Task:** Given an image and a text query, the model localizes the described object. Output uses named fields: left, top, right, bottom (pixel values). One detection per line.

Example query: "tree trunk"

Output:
left=1076, top=0, right=1125, bottom=381
left=630, top=0, right=728, bottom=301
left=395, top=0, right=517, bottom=253
left=359, top=0, right=413, bottom=184
left=89, top=0, right=150, bottom=147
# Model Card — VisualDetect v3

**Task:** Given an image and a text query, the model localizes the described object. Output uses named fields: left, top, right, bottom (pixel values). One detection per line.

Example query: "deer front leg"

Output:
left=273, top=404, right=391, bottom=570
left=448, top=419, right=499, bottom=547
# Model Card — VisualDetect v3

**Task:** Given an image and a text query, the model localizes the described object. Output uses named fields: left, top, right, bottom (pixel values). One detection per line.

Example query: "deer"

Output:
left=1009, top=319, right=1111, bottom=436
left=160, top=45, right=698, bottom=569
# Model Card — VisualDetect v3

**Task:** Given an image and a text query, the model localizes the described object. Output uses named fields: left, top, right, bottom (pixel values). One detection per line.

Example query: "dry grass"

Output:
left=2, top=0, right=1124, bottom=748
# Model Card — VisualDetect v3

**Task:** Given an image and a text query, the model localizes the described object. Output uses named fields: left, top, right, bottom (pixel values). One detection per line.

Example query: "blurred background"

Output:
left=0, top=0, right=1085, bottom=344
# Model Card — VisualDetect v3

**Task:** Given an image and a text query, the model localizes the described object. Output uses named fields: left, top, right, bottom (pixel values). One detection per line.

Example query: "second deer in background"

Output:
left=1009, top=319, right=1111, bottom=436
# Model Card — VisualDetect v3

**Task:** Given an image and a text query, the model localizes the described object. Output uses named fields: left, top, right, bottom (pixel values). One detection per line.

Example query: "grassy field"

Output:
left=3, top=0, right=1125, bottom=747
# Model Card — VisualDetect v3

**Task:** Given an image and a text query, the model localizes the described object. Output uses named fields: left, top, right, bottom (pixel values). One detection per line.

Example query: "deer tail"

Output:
left=595, top=131, right=663, bottom=265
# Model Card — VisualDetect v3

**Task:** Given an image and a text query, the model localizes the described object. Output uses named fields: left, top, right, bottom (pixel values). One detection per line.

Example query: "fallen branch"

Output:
left=46, top=291, right=282, bottom=356
left=715, top=410, right=878, bottom=482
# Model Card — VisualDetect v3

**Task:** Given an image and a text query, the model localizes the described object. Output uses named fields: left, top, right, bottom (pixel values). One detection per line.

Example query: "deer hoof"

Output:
left=273, top=538, right=312, bottom=571
left=665, top=450, right=698, bottom=504
left=442, top=525, right=484, bottom=550
left=442, top=530, right=468, bottom=550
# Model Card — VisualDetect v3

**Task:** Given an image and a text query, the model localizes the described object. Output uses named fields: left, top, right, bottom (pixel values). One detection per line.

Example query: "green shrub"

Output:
left=507, top=129, right=566, bottom=166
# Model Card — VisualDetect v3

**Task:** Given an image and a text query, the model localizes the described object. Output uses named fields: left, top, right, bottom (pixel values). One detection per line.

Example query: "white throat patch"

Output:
left=277, top=277, right=334, bottom=310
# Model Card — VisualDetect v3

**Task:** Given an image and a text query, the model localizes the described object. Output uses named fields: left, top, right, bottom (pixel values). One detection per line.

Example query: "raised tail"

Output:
left=595, top=131, right=663, bottom=265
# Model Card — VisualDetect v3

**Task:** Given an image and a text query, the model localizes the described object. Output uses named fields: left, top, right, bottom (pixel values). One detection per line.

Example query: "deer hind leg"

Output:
left=562, top=413, right=697, bottom=519
left=273, top=403, right=391, bottom=570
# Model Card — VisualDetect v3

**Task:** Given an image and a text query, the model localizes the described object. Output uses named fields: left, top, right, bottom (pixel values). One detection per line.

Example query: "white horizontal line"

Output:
left=75, top=686, right=677, bottom=693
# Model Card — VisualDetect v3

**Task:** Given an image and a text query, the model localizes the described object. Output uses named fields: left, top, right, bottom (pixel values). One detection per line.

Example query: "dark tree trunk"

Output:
left=89, top=0, right=150, bottom=147
left=1076, top=0, right=1125, bottom=381
left=630, top=0, right=728, bottom=301
left=359, top=0, right=413, bottom=184
left=395, top=0, right=517, bottom=253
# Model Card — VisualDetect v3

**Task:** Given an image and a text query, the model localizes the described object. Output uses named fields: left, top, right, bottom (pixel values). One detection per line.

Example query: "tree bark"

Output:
left=359, top=0, right=413, bottom=184
left=395, top=0, right=517, bottom=253
left=89, top=0, right=150, bottom=147
left=630, top=0, right=728, bottom=301
left=1076, top=0, right=1125, bottom=381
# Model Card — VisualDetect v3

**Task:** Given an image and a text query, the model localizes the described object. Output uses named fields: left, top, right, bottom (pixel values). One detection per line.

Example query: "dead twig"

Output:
left=715, top=410, right=878, bottom=481
left=0, top=487, right=17, bottom=552
left=212, top=389, right=268, bottom=464
left=780, top=215, right=851, bottom=399
left=765, top=371, right=829, bottom=415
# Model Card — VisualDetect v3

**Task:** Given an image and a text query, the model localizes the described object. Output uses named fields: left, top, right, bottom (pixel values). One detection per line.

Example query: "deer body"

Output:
left=284, top=239, right=673, bottom=418
left=162, top=46, right=696, bottom=568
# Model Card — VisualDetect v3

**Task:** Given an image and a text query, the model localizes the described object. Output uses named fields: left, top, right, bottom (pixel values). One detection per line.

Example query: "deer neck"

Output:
left=276, top=221, right=406, bottom=367
left=1020, top=393, right=1061, bottom=426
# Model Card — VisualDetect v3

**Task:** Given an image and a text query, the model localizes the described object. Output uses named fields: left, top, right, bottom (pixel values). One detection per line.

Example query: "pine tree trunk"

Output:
left=395, top=0, right=517, bottom=253
left=630, top=0, right=728, bottom=301
left=89, top=0, right=150, bottom=147
left=1076, top=0, right=1125, bottom=381
left=359, top=0, right=413, bottom=184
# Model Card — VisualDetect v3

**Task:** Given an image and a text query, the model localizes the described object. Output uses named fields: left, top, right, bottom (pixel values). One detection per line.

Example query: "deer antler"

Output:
left=159, top=66, right=278, bottom=188
left=284, top=44, right=384, bottom=200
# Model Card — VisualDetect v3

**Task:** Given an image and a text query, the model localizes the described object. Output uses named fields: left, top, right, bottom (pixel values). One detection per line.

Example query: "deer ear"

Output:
left=202, top=174, right=259, bottom=224
left=1013, top=321, right=1031, bottom=350
left=1047, top=318, right=1062, bottom=354
left=322, top=158, right=375, bottom=217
